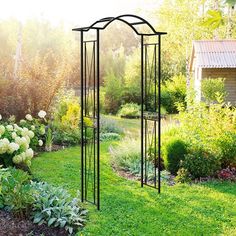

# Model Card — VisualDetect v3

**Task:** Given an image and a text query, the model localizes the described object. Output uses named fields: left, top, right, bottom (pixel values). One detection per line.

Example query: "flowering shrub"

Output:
left=18, top=111, right=46, bottom=151
left=217, top=167, right=236, bottom=181
left=118, top=103, right=140, bottom=118
left=0, top=111, right=46, bottom=168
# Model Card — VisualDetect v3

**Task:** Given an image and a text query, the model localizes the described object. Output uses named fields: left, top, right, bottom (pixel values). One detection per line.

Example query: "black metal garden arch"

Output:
left=72, top=14, right=166, bottom=210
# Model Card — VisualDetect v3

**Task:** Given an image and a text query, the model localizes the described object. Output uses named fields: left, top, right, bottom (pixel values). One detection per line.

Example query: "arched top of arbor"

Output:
left=72, top=14, right=167, bottom=36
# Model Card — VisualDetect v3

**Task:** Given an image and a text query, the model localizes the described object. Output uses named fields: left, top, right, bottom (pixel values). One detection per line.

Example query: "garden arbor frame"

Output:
left=73, top=14, right=166, bottom=210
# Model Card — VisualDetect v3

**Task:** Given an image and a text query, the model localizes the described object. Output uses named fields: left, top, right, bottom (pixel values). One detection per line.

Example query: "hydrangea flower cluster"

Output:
left=0, top=124, right=35, bottom=166
left=0, top=111, right=47, bottom=168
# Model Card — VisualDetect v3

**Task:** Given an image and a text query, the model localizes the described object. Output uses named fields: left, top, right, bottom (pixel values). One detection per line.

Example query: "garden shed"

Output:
left=189, top=40, right=236, bottom=104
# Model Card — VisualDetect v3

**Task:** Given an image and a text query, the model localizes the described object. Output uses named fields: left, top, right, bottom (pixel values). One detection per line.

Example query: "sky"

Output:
left=0, top=0, right=162, bottom=28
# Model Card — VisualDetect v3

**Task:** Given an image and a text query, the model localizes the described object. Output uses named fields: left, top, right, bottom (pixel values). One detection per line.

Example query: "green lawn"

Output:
left=31, top=142, right=236, bottom=236
left=104, top=115, right=178, bottom=138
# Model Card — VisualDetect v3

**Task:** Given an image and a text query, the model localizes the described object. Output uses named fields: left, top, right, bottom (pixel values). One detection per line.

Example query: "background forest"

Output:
left=0, top=0, right=236, bottom=118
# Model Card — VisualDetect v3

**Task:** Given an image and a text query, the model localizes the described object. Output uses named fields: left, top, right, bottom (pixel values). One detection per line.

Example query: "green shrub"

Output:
left=110, top=138, right=165, bottom=180
left=118, top=103, right=140, bottom=118
left=103, top=72, right=124, bottom=114
left=31, top=182, right=87, bottom=234
left=53, top=128, right=81, bottom=146
left=161, top=87, right=174, bottom=113
left=100, top=133, right=121, bottom=142
left=110, top=138, right=141, bottom=174
left=163, top=138, right=187, bottom=175
left=161, top=74, right=186, bottom=113
left=51, top=89, right=80, bottom=128
left=178, top=99, right=236, bottom=169
left=100, top=116, right=123, bottom=134
left=0, top=167, right=34, bottom=217
left=217, top=132, right=236, bottom=167
left=123, top=48, right=141, bottom=105
left=50, top=89, right=81, bottom=146
left=202, top=78, right=227, bottom=103
left=183, top=151, right=220, bottom=179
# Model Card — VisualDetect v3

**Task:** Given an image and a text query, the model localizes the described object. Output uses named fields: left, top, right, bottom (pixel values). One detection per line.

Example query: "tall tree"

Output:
left=154, top=0, right=207, bottom=80
left=225, top=0, right=236, bottom=37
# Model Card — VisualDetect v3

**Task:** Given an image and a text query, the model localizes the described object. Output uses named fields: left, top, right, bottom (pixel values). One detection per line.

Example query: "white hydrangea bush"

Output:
left=0, top=111, right=47, bottom=168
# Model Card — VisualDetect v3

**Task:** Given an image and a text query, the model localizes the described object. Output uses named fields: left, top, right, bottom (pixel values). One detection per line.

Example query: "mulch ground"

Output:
left=0, top=210, right=68, bottom=236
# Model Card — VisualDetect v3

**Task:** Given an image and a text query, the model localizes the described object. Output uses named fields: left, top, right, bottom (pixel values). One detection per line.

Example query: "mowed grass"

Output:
left=31, top=142, right=236, bottom=236
left=105, top=115, right=178, bottom=138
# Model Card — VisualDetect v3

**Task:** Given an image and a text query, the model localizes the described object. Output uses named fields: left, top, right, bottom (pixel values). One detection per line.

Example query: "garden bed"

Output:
left=0, top=210, right=67, bottom=236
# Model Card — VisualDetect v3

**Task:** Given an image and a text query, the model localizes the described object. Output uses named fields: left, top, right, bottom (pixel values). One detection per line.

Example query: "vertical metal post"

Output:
left=154, top=44, right=157, bottom=188
left=96, top=29, right=100, bottom=210
left=84, top=42, right=87, bottom=200
left=158, top=35, right=161, bottom=193
left=80, top=31, right=84, bottom=202
left=93, top=42, right=96, bottom=204
left=144, top=44, right=147, bottom=184
left=141, top=35, right=144, bottom=187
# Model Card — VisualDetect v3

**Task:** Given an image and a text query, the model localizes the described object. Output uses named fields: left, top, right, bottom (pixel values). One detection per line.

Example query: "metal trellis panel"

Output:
left=73, top=14, right=166, bottom=210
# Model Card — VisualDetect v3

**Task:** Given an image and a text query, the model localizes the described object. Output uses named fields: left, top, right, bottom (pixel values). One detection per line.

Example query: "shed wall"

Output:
left=202, top=68, right=236, bottom=104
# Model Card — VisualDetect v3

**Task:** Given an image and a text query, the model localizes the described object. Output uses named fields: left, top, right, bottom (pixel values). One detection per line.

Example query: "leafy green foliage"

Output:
left=202, top=10, right=224, bottom=30
left=225, top=0, right=236, bottom=7
left=0, top=166, right=9, bottom=208
left=161, top=74, right=187, bottom=113
left=118, top=103, right=140, bottom=118
left=101, top=49, right=141, bottom=115
left=156, top=0, right=207, bottom=80
left=110, top=138, right=140, bottom=174
left=51, top=89, right=80, bottom=130
left=0, top=166, right=87, bottom=234
left=100, top=133, right=121, bottom=142
left=31, top=182, right=87, bottom=234
left=50, top=89, right=81, bottom=146
left=103, top=72, right=124, bottom=114
left=178, top=99, right=236, bottom=168
left=217, top=131, right=236, bottom=167
left=164, top=96, right=236, bottom=177
left=163, top=138, right=188, bottom=175
left=110, top=137, right=157, bottom=180
left=53, top=128, right=81, bottom=146
left=201, top=78, right=227, bottom=103
left=0, top=167, right=34, bottom=217
left=183, top=151, right=220, bottom=179
left=100, top=116, right=123, bottom=135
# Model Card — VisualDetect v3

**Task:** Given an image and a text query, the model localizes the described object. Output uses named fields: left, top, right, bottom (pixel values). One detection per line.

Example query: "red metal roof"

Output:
left=192, top=40, right=236, bottom=68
